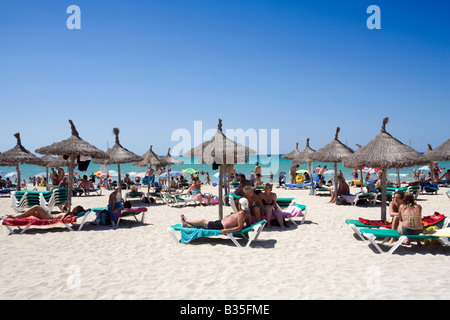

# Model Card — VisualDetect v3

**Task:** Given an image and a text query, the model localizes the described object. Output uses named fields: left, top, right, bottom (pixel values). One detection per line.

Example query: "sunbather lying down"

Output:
left=6, top=203, right=85, bottom=220
left=181, top=199, right=251, bottom=235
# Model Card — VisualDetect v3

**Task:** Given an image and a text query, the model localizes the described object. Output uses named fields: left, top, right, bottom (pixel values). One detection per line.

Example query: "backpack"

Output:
left=97, top=209, right=111, bottom=226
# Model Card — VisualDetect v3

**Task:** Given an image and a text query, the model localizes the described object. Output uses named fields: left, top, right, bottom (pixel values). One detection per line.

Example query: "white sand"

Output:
left=1, top=184, right=449, bottom=300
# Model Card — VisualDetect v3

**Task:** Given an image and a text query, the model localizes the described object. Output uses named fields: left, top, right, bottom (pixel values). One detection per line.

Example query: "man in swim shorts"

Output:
left=180, top=198, right=251, bottom=235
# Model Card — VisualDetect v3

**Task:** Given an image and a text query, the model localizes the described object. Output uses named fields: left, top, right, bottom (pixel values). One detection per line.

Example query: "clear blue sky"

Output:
left=0, top=0, right=448, bottom=156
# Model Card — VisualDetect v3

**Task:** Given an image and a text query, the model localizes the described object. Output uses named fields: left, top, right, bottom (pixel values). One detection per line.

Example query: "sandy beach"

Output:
left=1, top=184, right=449, bottom=300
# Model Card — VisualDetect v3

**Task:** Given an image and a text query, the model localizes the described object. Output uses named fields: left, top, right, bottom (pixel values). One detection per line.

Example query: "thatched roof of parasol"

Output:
left=35, top=120, right=109, bottom=159
left=41, top=155, right=76, bottom=167
left=183, top=119, right=257, bottom=165
left=133, top=145, right=167, bottom=169
left=93, top=128, right=142, bottom=165
left=343, top=117, right=428, bottom=169
left=309, top=127, right=354, bottom=163
left=163, top=148, right=183, bottom=165
left=282, top=142, right=301, bottom=160
left=0, top=133, right=44, bottom=166
left=290, top=138, right=316, bottom=165
left=424, top=139, right=450, bottom=161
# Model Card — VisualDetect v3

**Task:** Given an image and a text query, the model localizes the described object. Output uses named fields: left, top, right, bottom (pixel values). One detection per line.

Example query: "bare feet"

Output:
left=180, top=214, right=187, bottom=227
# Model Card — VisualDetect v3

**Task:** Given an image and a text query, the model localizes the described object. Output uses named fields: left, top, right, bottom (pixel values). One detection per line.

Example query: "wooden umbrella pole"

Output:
left=16, top=164, right=21, bottom=191
left=360, top=169, right=364, bottom=193
left=68, top=155, right=76, bottom=203
left=381, top=167, right=387, bottom=220
left=334, top=162, right=338, bottom=204
left=218, top=165, right=224, bottom=220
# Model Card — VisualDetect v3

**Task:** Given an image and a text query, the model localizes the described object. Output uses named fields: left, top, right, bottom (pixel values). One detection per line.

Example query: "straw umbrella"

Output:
left=0, top=133, right=44, bottom=191
left=93, top=128, right=143, bottom=187
left=184, top=119, right=257, bottom=219
left=35, top=120, right=109, bottom=202
left=163, top=148, right=183, bottom=165
left=424, top=140, right=450, bottom=182
left=343, top=117, right=428, bottom=220
left=424, top=139, right=450, bottom=161
left=282, top=142, right=301, bottom=160
left=309, top=127, right=354, bottom=204
left=162, top=148, right=183, bottom=185
left=133, top=145, right=168, bottom=193
left=290, top=138, right=316, bottom=195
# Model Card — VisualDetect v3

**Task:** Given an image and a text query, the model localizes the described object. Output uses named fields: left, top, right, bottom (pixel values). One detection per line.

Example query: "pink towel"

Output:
left=281, top=206, right=303, bottom=218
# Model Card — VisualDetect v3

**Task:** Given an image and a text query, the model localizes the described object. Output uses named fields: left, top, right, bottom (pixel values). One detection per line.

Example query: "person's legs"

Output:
left=273, top=209, right=285, bottom=228
left=181, top=214, right=209, bottom=228
left=10, top=205, right=52, bottom=219
left=264, top=206, right=273, bottom=227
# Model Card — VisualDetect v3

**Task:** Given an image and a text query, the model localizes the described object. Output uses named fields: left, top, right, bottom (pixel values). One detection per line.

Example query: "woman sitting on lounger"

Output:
left=398, top=192, right=423, bottom=245
left=7, top=203, right=85, bottom=220
left=185, top=177, right=211, bottom=205
left=329, top=175, right=350, bottom=203
left=258, top=183, right=285, bottom=228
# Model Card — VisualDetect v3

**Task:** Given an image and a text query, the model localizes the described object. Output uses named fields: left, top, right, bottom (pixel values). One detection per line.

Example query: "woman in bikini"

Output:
left=7, top=203, right=85, bottom=220
left=259, top=183, right=285, bottom=228
left=186, top=177, right=211, bottom=206
left=398, top=192, right=423, bottom=246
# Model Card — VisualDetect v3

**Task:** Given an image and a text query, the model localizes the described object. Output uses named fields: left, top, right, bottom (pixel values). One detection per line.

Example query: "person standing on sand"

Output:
left=255, top=162, right=262, bottom=186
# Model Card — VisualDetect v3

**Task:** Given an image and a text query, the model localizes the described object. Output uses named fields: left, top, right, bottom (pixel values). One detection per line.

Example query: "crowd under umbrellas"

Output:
left=309, top=127, right=354, bottom=204
left=35, top=120, right=109, bottom=203
left=290, top=138, right=316, bottom=195
left=93, top=127, right=143, bottom=187
left=343, top=117, right=429, bottom=220
left=184, top=118, right=256, bottom=220
left=0, top=117, right=448, bottom=222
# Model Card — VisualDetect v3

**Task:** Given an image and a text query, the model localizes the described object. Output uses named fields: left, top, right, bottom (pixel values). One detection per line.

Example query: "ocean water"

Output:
left=1, top=155, right=449, bottom=185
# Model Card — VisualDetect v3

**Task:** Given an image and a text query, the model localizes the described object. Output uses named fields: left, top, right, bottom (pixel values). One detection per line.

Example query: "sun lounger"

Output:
left=117, top=206, right=147, bottom=226
left=39, top=188, right=68, bottom=212
left=73, top=187, right=102, bottom=196
left=340, top=193, right=375, bottom=206
left=359, top=228, right=450, bottom=254
left=346, top=214, right=449, bottom=241
left=167, top=220, right=267, bottom=247
left=281, top=203, right=308, bottom=225
left=284, top=182, right=312, bottom=189
left=124, top=191, right=145, bottom=202
left=1, top=209, right=92, bottom=234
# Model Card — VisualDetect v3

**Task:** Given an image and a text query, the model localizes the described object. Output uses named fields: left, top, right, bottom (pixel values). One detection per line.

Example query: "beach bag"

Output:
left=97, top=209, right=111, bottom=226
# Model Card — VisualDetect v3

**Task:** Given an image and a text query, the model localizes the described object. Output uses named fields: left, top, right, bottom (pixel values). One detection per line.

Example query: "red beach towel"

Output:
left=2, top=216, right=77, bottom=227
left=359, top=212, right=446, bottom=228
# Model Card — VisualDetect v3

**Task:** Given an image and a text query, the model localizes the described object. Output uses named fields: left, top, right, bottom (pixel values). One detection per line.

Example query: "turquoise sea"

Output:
left=1, top=155, right=449, bottom=186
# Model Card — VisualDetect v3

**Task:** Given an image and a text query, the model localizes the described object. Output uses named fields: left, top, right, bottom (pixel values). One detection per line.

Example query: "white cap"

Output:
left=239, top=198, right=249, bottom=211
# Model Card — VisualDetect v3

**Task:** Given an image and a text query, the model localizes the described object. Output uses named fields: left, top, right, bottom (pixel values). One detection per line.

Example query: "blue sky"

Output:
left=0, top=0, right=448, bottom=156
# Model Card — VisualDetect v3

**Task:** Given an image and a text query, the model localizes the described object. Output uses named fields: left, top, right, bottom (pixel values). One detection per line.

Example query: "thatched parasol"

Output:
left=133, top=145, right=167, bottom=169
left=282, top=142, right=301, bottom=160
left=44, top=155, right=76, bottom=168
left=290, top=138, right=316, bottom=195
left=184, top=119, right=257, bottom=219
left=0, top=133, right=44, bottom=191
left=343, top=117, right=428, bottom=219
left=93, top=128, right=143, bottom=184
left=35, top=120, right=109, bottom=202
left=309, top=127, right=354, bottom=204
left=424, top=139, right=450, bottom=162
left=290, top=139, right=316, bottom=165
left=163, top=148, right=183, bottom=165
